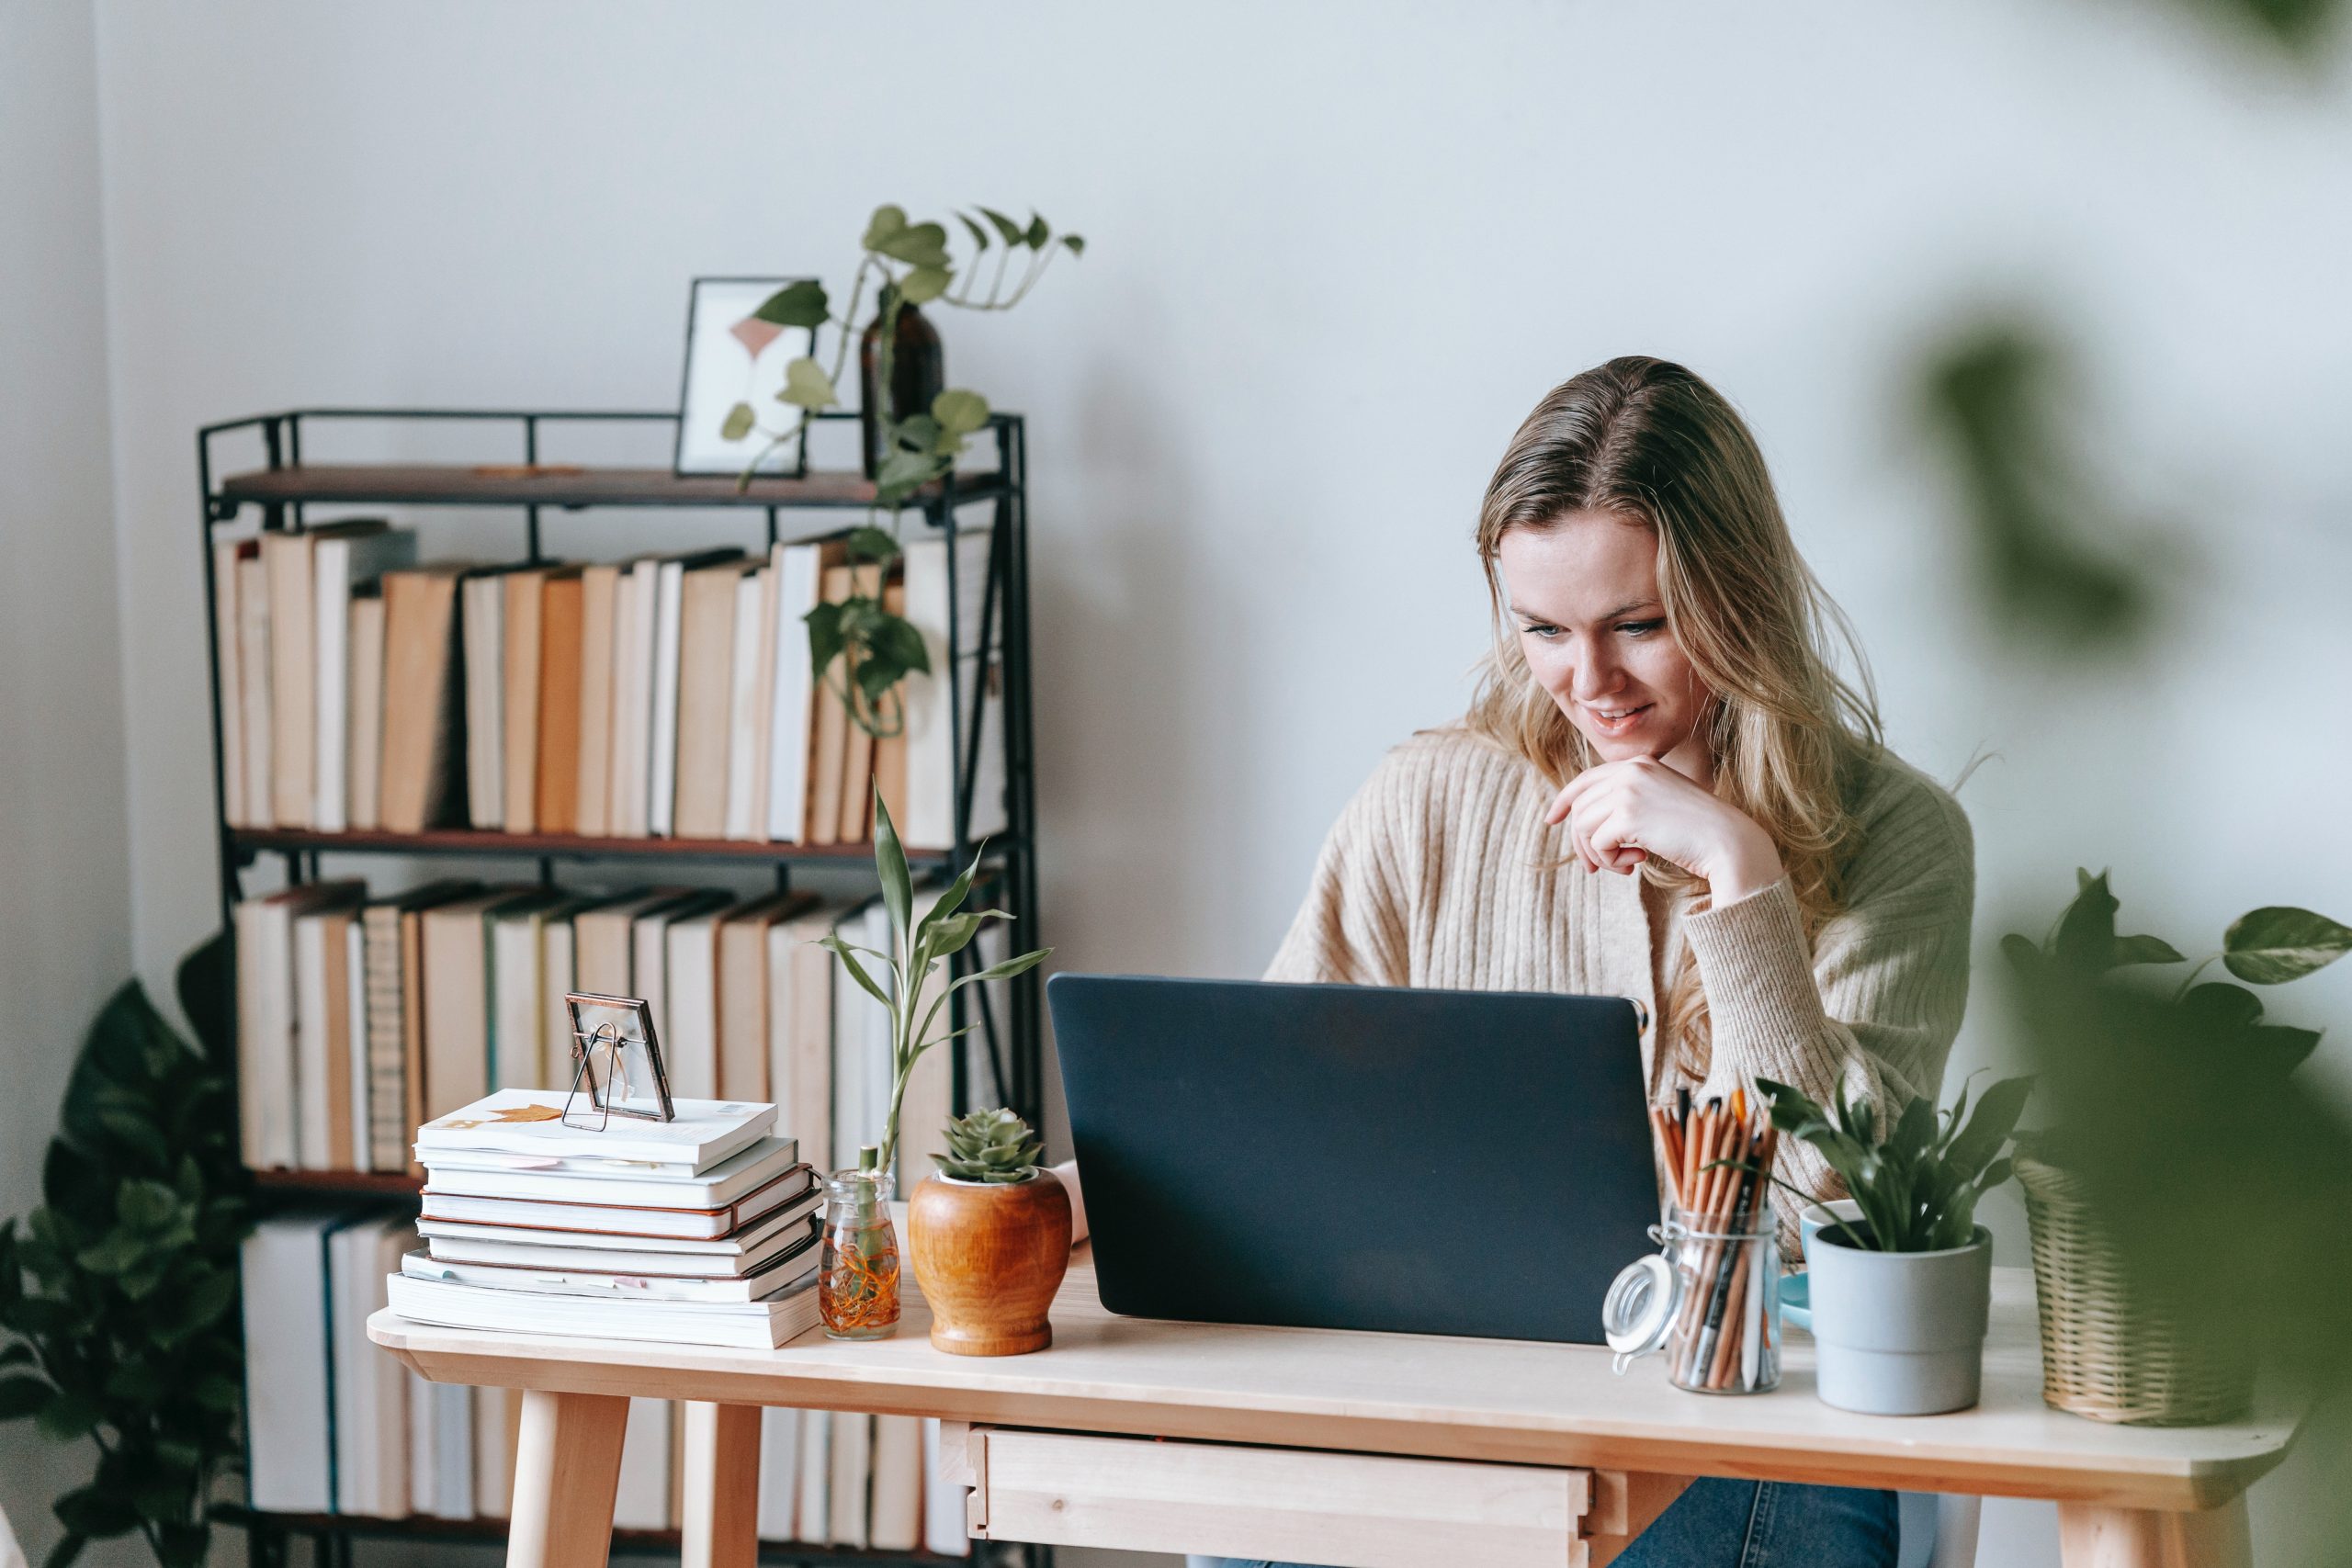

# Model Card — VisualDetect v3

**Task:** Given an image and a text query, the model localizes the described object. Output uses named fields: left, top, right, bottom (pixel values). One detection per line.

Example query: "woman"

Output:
left=1226, top=357, right=1974, bottom=1568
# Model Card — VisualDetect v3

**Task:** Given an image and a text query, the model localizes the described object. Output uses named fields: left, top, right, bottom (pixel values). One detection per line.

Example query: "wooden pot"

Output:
left=907, top=1168, right=1072, bottom=1357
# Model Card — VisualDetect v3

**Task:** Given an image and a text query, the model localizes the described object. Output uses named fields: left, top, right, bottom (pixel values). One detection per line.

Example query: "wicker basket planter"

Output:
left=2016, top=1152, right=2254, bottom=1426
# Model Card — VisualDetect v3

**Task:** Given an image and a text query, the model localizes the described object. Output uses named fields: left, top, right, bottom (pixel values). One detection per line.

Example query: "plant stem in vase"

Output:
left=819, top=1145, right=900, bottom=1339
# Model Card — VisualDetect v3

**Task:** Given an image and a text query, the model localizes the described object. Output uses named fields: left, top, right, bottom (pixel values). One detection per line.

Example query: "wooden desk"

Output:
left=371, top=1251, right=2295, bottom=1568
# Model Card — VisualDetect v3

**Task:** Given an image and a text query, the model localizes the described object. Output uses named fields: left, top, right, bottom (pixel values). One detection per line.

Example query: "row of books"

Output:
left=240, top=1207, right=963, bottom=1550
left=209, top=522, right=1002, bottom=848
left=234, top=876, right=999, bottom=1187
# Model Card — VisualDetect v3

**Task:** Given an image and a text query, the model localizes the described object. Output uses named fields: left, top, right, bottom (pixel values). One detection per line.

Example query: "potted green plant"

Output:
left=906, top=1108, right=1071, bottom=1356
left=812, top=786, right=1050, bottom=1339
left=2002, top=870, right=2350, bottom=1424
left=1758, top=1073, right=2030, bottom=1416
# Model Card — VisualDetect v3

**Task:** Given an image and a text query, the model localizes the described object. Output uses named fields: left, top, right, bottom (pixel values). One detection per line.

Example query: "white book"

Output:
left=331, top=1214, right=411, bottom=1517
left=292, top=910, right=334, bottom=1171
left=236, top=883, right=361, bottom=1170
left=236, top=554, right=275, bottom=828
left=346, top=589, right=388, bottom=830
left=424, top=1134, right=801, bottom=1208
left=828, top=1409, right=872, bottom=1548
left=490, top=897, right=557, bottom=1092
left=539, top=901, right=582, bottom=1092
left=723, top=568, right=770, bottom=840
left=407, top=1371, right=435, bottom=1516
left=461, top=571, right=507, bottom=830
left=647, top=558, right=687, bottom=837
left=664, top=905, right=727, bottom=1100
left=922, top=1418, right=968, bottom=1555
left=770, top=901, right=843, bottom=1177
left=756, top=1404, right=800, bottom=1540
left=763, top=541, right=826, bottom=841
left=314, top=525, right=415, bottom=830
left=416, top=1088, right=775, bottom=1167
left=211, top=538, right=248, bottom=827
left=433, top=1384, right=474, bottom=1518
left=401, top=1243, right=819, bottom=1305
left=869, top=1416, right=922, bottom=1551
left=796, top=1409, right=831, bottom=1543
left=633, top=889, right=728, bottom=1056
left=388, top=1272, right=820, bottom=1349
left=614, top=1398, right=671, bottom=1531
left=241, top=1213, right=337, bottom=1513
left=901, top=528, right=1007, bottom=850
left=419, top=1173, right=817, bottom=1242
left=606, top=559, right=653, bottom=837
left=476, top=1385, right=514, bottom=1520
left=345, top=917, right=371, bottom=1171
left=731, top=566, right=779, bottom=842
left=419, top=1213, right=818, bottom=1278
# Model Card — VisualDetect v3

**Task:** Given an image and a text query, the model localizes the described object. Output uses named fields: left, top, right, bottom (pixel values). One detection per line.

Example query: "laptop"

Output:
left=1048, top=974, right=1658, bottom=1344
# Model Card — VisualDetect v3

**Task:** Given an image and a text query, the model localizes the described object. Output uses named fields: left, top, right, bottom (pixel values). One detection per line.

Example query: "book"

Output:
left=345, top=914, right=370, bottom=1171
left=806, top=564, right=857, bottom=847
left=264, top=530, right=318, bottom=828
left=386, top=1270, right=821, bottom=1349
left=360, top=881, right=480, bottom=1171
left=635, top=889, right=730, bottom=1056
left=537, top=568, right=586, bottom=835
left=719, top=894, right=815, bottom=1102
left=609, top=556, right=660, bottom=837
left=769, top=901, right=843, bottom=1176
left=756, top=1404, right=800, bottom=1540
left=725, top=565, right=775, bottom=841
left=460, top=567, right=516, bottom=830
left=406, top=1371, right=434, bottom=1516
left=293, top=899, right=363, bottom=1169
left=763, top=538, right=842, bottom=842
left=502, top=567, right=552, bottom=834
left=236, top=883, right=364, bottom=1169
left=330, top=1213, right=412, bottom=1517
left=873, top=580, right=910, bottom=834
left=834, top=561, right=886, bottom=843
left=869, top=1415, right=922, bottom=1552
left=418, top=1168, right=816, bottom=1242
left=401, top=1239, right=819, bottom=1304
left=416, top=1088, right=776, bottom=1168
left=379, top=565, right=469, bottom=832
left=314, top=523, right=415, bottom=831
left=490, top=892, right=571, bottom=1091
left=573, top=561, right=621, bottom=836
left=475, top=1385, right=521, bottom=1521
left=796, top=1410, right=831, bottom=1543
left=673, top=558, right=752, bottom=839
left=346, top=586, right=388, bottom=830
left=831, top=901, right=893, bottom=1167
left=211, top=537, right=253, bottom=828
left=902, top=527, right=1006, bottom=850
left=236, top=552, right=274, bottom=827
left=662, top=898, right=730, bottom=1100
left=418, top=1132, right=797, bottom=1186
left=412, top=1376, right=473, bottom=1518
left=614, top=1399, right=671, bottom=1530
left=535, top=895, right=601, bottom=1092
left=241, top=1211, right=340, bottom=1512
left=650, top=550, right=745, bottom=838
left=922, top=1419, right=967, bottom=1555
left=420, top=888, right=537, bottom=1121
left=828, top=1410, right=872, bottom=1547
left=417, top=1209, right=815, bottom=1276
left=571, top=887, right=688, bottom=997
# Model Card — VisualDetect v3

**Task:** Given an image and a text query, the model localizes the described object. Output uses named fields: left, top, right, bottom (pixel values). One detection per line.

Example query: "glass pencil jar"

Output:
left=1603, top=1202, right=1781, bottom=1394
left=819, top=1165, right=901, bottom=1340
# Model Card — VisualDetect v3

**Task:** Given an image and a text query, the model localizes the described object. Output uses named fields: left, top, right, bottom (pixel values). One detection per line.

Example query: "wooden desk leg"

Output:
left=2057, top=1496, right=2252, bottom=1568
left=680, top=1402, right=763, bottom=1568
left=508, top=1390, right=629, bottom=1568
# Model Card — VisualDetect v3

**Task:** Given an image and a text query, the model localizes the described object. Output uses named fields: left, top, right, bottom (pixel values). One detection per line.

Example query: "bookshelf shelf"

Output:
left=200, top=405, right=1044, bottom=1568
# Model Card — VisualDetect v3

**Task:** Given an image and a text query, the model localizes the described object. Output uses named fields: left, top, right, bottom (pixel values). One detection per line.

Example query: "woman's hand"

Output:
left=1544, top=757, right=1785, bottom=902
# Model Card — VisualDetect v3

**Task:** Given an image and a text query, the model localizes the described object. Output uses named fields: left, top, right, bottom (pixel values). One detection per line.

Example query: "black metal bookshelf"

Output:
left=198, top=407, right=1045, bottom=1567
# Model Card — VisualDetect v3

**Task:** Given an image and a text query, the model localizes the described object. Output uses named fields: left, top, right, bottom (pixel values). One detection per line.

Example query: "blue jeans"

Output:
left=1187, top=1476, right=1899, bottom=1568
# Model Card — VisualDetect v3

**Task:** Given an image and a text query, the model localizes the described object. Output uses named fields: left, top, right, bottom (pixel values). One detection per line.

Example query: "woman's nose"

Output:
left=1569, top=639, right=1623, bottom=702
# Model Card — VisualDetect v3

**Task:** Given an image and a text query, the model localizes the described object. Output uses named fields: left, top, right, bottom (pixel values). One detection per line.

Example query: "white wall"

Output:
left=0, top=0, right=135, bottom=1561
left=65, top=3, right=2352, bottom=1565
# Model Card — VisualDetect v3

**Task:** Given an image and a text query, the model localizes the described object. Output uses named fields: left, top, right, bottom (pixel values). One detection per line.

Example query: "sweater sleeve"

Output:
left=1264, top=761, right=1415, bottom=986
left=1682, top=779, right=1975, bottom=1246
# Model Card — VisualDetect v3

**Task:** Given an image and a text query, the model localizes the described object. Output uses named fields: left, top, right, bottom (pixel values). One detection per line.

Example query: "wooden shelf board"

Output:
left=250, top=1168, right=422, bottom=1197
left=232, top=826, right=964, bottom=869
left=223, top=1507, right=964, bottom=1562
left=216, top=462, right=1007, bottom=511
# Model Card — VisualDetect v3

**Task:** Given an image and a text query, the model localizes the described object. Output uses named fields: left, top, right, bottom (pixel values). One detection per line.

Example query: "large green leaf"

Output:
left=805, top=600, right=847, bottom=672
left=862, top=204, right=909, bottom=250
left=2052, top=869, right=2119, bottom=969
left=2223, top=907, right=2352, bottom=985
left=956, top=211, right=991, bottom=254
left=873, top=787, right=913, bottom=949
left=898, top=265, right=952, bottom=305
left=0, top=1375, right=53, bottom=1421
left=818, top=933, right=893, bottom=1010
left=931, top=389, right=990, bottom=440
left=778, top=356, right=839, bottom=412
left=874, top=221, right=950, bottom=270
left=976, top=206, right=1025, bottom=245
left=752, top=278, right=830, bottom=330
left=1943, top=1075, right=2033, bottom=1186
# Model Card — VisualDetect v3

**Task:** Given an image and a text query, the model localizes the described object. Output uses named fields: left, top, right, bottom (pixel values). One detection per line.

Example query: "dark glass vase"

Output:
left=859, top=291, right=945, bottom=479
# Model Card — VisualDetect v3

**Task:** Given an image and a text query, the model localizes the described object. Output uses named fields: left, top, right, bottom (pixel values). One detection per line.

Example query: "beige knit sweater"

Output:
left=1266, top=727, right=1975, bottom=1246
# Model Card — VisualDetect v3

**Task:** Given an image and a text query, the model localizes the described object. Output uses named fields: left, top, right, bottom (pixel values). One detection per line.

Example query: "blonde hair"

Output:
left=1465, top=357, right=1882, bottom=1081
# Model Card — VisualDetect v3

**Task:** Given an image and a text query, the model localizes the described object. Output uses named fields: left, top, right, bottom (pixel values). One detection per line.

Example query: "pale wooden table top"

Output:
left=371, top=1248, right=2295, bottom=1513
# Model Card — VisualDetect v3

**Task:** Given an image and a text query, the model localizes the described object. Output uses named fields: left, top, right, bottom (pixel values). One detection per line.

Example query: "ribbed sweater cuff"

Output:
left=1681, top=878, right=1829, bottom=1079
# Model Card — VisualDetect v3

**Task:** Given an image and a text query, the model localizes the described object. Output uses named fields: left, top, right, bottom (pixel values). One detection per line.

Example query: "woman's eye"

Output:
left=1616, top=619, right=1664, bottom=637
left=1520, top=622, right=1563, bottom=640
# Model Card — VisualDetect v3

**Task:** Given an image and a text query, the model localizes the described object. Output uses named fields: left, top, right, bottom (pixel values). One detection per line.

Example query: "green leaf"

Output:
left=844, top=525, right=901, bottom=567
left=778, top=355, right=839, bottom=412
left=2223, top=907, right=2352, bottom=985
left=806, top=600, right=847, bottom=672
left=956, top=211, right=991, bottom=254
left=2246, top=1024, right=2324, bottom=1072
left=44, top=1533, right=86, bottom=1568
left=752, top=279, right=830, bottom=330
left=893, top=414, right=943, bottom=456
left=924, top=913, right=988, bottom=959
left=719, top=402, right=756, bottom=442
left=2110, top=933, right=2187, bottom=966
left=976, top=206, right=1025, bottom=245
left=875, top=448, right=946, bottom=496
left=862, top=204, right=909, bottom=251
left=1061, top=234, right=1086, bottom=256
left=53, top=1487, right=138, bottom=1540
left=2052, top=869, right=2119, bottom=970
left=1023, top=213, right=1049, bottom=247
left=931, top=389, right=991, bottom=440
left=898, top=265, right=951, bottom=305
left=117, top=1180, right=177, bottom=1232
left=818, top=934, right=893, bottom=1010
left=874, top=221, right=950, bottom=270
left=864, top=613, right=930, bottom=675
left=36, top=1390, right=100, bottom=1441
left=2180, top=982, right=2264, bottom=1032
left=190, top=1375, right=241, bottom=1414
left=1943, top=1075, right=2032, bottom=1185
left=0, top=1374, right=53, bottom=1421
left=954, top=947, right=1052, bottom=989
left=874, top=788, right=913, bottom=945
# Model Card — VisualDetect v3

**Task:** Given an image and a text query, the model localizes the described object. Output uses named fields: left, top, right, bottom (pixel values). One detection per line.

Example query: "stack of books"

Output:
left=386, top=1090, right=826, bottom=1348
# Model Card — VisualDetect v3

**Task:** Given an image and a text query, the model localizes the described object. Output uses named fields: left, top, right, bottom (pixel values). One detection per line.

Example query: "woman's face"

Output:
left=1498, top=512, right=1710, bottom=772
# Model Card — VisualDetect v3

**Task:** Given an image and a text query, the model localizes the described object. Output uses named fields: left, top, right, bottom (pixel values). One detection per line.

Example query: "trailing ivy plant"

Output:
left=736, top=202, right=1083, bottom=738
left=0, top=936, right=252, bottom=1568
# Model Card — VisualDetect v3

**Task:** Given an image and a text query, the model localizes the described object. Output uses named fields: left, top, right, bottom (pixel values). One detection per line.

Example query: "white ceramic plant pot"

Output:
left=1806, top=1225, right=1993, bottom=1416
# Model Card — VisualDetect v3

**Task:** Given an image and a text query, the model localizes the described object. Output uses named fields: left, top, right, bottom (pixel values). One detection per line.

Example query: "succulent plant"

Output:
left=936, top=1108, right=1044, bottom=1184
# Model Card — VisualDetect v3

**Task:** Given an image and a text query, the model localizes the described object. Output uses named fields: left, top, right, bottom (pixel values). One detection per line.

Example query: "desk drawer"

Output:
left=948, top=1427, right=1667, bottom=1568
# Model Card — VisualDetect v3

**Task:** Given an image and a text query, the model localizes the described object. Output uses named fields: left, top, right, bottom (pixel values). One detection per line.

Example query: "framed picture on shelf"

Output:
left=673, top=275, right=818, bottom=478
left=562, top=991, right=676, bottom=1123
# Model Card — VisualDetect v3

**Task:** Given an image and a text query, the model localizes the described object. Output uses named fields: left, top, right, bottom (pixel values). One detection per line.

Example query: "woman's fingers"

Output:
left=1544, top=761, right=1613, bottom=826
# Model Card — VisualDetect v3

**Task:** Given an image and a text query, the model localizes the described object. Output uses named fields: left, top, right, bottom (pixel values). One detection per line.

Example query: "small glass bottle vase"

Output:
left=819, top=1168, right=901, bottom=1340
